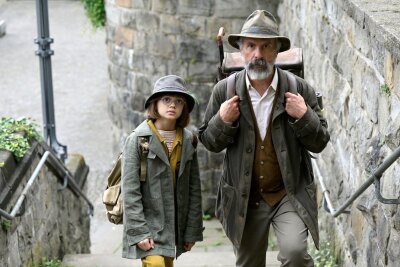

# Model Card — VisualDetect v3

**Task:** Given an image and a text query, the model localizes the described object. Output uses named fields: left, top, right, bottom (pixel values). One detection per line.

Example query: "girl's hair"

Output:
left=146, top=94, right=191, bottom=128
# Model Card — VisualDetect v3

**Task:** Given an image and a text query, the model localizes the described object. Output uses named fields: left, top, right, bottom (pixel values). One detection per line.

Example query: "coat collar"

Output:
left=133, top=120, right=195, bottom=172
left=235, top=68, right=290, bottom=126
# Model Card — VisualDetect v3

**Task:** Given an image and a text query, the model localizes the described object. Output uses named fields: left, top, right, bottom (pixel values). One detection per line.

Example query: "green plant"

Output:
left=81, top=0, right=106, bottom=28
left=0, top=117, right=42, bottom=161
left=309, top=242, right=338, bottom=267
left=35, top=257, right=62, bottom=267
left=202, top=213, right=211, bottom=221
left=43, top=258, right=62, bottom=267
left=381, top=83, right=391, bottom=97
left=1, top=219, right=11, bottom=232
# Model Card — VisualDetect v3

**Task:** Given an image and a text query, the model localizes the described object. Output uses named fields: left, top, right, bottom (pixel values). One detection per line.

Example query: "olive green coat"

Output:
left=121, top=121, right=203, bottom=259
left=198, top=69, right=330, bottom=249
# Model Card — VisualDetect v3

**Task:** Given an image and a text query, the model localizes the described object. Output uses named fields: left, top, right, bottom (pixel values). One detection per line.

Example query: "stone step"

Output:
left=62, top=251, right=280, bottom=267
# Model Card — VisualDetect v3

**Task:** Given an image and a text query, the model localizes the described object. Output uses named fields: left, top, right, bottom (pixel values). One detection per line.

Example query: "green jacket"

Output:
left=121, top=121, right=203, bottom=259
left=198, top=69, right=330, bottom=249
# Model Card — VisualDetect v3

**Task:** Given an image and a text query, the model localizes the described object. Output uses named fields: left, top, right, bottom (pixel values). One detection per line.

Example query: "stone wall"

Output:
left=277, top=0, right=400, bottom=266
left=0, top=143, right=90, bottom=267
left=105, top=0, right=281, bottom=213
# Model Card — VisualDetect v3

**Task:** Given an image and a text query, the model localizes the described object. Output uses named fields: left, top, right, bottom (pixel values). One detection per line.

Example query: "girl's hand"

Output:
left=184, top=242, right=195, bottom=251
left=137, top=238, right=154, bottom=251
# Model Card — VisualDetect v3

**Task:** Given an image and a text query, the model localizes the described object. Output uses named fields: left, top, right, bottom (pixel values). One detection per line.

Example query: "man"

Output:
left=198, top=10, right=330, bottom=267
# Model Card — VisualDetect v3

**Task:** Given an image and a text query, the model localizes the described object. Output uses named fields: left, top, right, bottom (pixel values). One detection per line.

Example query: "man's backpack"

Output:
left=102, top=136, right=149, bottom=225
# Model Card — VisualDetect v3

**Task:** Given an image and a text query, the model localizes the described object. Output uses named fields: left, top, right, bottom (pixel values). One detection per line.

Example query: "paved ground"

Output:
left=0, top=1, right=280, bottom=266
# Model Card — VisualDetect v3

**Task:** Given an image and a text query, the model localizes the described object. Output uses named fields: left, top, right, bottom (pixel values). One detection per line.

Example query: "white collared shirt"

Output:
left=246, top=68, right=279, bottom=140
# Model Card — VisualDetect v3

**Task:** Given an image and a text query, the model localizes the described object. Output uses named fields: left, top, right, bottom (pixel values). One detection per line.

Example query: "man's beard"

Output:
left=244, top=58, right=275, bottom=80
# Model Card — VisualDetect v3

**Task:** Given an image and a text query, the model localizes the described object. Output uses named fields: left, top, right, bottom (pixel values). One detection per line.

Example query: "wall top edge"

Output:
left=341, top=0, right=400, bottom=57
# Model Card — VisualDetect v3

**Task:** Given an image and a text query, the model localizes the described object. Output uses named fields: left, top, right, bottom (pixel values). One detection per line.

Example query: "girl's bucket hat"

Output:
left=144, top=75, right=196, bottom=112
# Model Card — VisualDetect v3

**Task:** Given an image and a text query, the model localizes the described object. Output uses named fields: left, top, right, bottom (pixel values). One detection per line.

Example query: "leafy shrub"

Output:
left=309, top=242, right=338, bottom=267
left=81, top=0, right=106, bottom=28
left=0, top=117, right=42, bottom=161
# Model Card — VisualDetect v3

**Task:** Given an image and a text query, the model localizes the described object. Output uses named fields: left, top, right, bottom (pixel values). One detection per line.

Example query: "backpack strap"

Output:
left=139, top=136, right=149, bottom=182
left=286, top=71, right=298, bottom=95
left=226, top=72, right=237, bottom=99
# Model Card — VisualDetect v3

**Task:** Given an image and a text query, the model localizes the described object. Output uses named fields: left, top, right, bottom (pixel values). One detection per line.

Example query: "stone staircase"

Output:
left=62, top=219, right=280, bottom=267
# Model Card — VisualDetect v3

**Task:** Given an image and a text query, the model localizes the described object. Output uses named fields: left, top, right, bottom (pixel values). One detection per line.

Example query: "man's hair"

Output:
left=237, top=37, right=281, bottom=52
left=146, top=94, right=190, bottom=128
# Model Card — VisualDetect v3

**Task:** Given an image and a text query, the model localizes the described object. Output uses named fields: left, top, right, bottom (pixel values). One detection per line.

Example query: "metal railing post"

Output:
left=35, top=0, right=67, bottom=162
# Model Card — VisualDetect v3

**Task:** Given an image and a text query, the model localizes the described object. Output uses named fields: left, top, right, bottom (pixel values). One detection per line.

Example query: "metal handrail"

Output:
left=314, top=146, right=400, bottom=217
left=0, top=149, right=93, bottom=221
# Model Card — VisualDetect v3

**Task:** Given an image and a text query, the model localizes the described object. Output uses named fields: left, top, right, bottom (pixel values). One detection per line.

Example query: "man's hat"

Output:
left=144, top=75, right=196, bottom=112
left=228, top=10, right=291, bottom=52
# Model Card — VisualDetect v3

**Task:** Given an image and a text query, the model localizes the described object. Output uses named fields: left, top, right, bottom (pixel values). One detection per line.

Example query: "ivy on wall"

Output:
left=81, top=0, right=106, bottom=28
left=0, top=117, right=42, bottom=161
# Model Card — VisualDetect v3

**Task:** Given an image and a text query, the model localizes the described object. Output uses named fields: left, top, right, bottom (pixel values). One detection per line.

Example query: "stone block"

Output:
left=0, top=149, right=16, bottom=191
left=177, top=0, right=213, bottom=16
left=0, top=20, right=6, bottom=37
left=65, top=154, right=89, bottom=188
left=160, top=14, right=181, bottom=34
left=147, top=34, right=175, bottom=58
left=105, top=4, right=121, bottom=26
left=119, top=9, right=135, bottom=28
left=152, top=0, right=176, bottom=15
left=179, top=17, right=206, bottom=37
left=115, top=26, right=134, bottom=48
left=214, top=0, right=252, bottom=18
left=135, top=11, right=160, bottom=32
left=176, top=37, right=219, bottom=63
left=116, top=0, right=131, bottom=8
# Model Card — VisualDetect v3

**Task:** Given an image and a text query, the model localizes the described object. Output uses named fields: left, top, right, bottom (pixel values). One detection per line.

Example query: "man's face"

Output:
left=240, top=38, right=279, bottom=80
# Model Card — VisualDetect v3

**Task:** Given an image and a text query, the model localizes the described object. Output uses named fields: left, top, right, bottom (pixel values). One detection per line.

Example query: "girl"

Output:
left=121, top=75, right=203, bottom=267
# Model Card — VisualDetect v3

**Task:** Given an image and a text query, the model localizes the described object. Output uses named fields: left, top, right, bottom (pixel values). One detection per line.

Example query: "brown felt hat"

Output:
left=228, top=10, right=291, bottom=52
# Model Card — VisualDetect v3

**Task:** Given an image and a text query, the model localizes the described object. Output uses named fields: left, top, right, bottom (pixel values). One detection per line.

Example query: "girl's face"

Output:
left=156, top=95, right=186, bottom=122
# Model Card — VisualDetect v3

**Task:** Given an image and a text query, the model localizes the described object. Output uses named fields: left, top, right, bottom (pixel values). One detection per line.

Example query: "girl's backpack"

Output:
left=102, top=136, right=149, bottom=224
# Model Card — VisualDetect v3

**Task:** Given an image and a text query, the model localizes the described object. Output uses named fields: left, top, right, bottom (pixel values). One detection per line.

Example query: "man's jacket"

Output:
left=198, top=69, right=330, bottom=248
left=122, top=121, right=203, bottom=259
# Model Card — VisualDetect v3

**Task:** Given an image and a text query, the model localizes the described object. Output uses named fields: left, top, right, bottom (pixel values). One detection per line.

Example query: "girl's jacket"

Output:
left=121, top=120, right=203, bottom=259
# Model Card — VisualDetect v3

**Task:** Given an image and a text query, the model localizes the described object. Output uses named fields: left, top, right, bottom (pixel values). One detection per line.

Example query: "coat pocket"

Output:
left=216, top=179, right=235, bottom=220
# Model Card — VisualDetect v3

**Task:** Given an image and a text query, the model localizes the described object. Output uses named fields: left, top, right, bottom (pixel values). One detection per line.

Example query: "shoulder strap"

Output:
left=226, top=72, right=237, bottom=99
left=139, top=136, right=149, bottom=182
left=286, top=71, right=298, bottom=95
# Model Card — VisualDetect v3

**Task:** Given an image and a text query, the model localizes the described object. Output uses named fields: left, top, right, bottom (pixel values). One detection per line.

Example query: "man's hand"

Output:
left=184, top=242, right=195, bottom=251
left=220, top=95, right=240, bottom=123
left=137, top=238, right=154, bottom=251
left=284, top=92, right=307, bottom=120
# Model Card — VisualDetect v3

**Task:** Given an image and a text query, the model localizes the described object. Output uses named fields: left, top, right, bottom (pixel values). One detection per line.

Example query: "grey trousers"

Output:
left=234, top=195, right=314, bottom=267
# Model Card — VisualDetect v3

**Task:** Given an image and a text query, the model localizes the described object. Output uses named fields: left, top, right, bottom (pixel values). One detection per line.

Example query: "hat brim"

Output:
left=228, top=34, right=291, bottom=52
left=144, top=90, right=195, bottom=113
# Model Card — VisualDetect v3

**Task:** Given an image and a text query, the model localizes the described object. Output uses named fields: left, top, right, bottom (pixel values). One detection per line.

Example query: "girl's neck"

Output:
left=154, top=118, right=177, bottom=131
